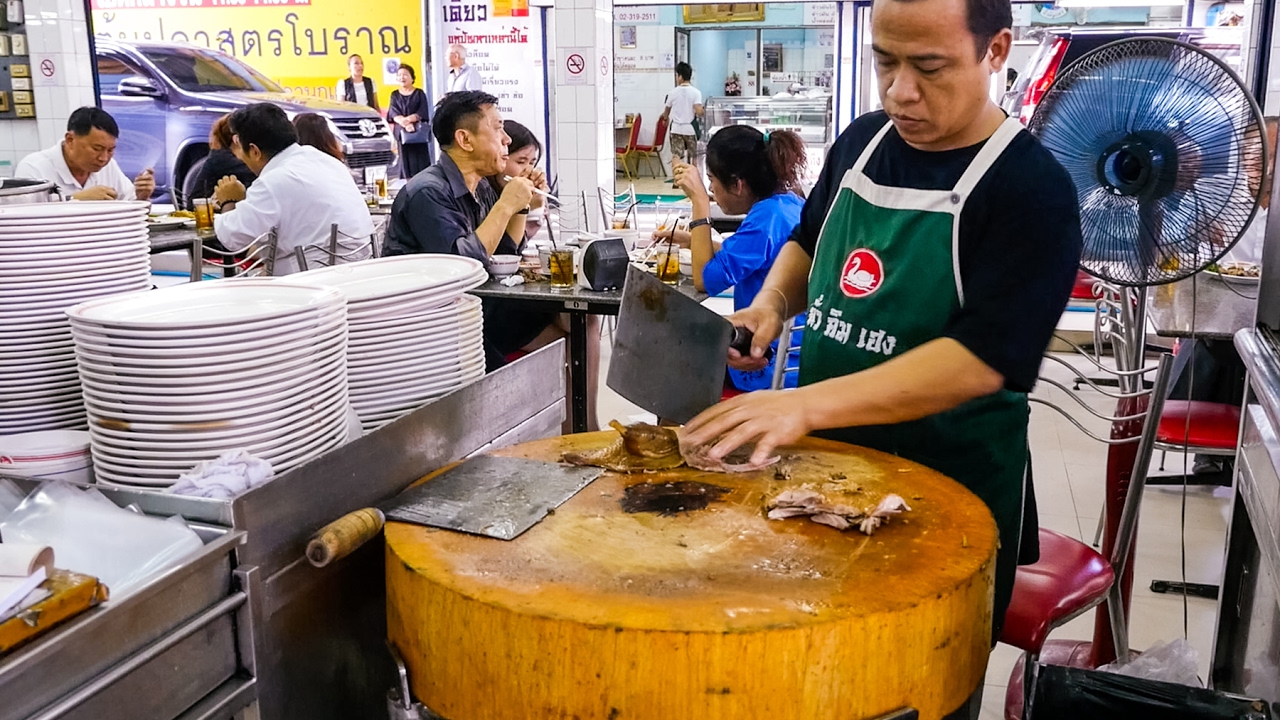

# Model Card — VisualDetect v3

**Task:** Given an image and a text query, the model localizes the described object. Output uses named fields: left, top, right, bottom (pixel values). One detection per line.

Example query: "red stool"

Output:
left=1155, top=400, right=1240, bottom=454
left=1070, top=270, right=1098, bottom=300
left=1002, top=529, right=1115, bottom=719
left=720, top=386, right=746, bottom=401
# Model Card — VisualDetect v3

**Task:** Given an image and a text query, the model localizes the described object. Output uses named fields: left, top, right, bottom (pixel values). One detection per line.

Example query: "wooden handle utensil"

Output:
left=306, top=508, right=386, bottom=568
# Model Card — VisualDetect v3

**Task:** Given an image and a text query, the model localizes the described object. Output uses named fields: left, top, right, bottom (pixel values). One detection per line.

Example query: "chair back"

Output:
left=652, top=115, right=669, bottom=150
left=626, top=114, right=643, bottom=151
left=196, top=227, right=279, bottom=279
left=293, top=223, right=377, bottom=272
left=771, top=314, right=805, bottom=390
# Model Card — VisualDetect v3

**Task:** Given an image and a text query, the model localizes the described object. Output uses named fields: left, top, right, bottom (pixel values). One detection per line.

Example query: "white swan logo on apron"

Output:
left=839, top=249, right=883, bottom=298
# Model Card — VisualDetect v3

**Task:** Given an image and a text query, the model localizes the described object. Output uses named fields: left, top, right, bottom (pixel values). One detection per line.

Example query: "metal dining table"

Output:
left=148, top=226, right=204, bottom=282
left=470, top=274, right=707, bottom=433
left=1147, top=274, right=1258, bottom=340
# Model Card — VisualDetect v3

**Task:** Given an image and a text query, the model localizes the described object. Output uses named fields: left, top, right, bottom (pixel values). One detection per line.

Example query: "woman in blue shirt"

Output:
left=671, top=126, right=806, bottom=390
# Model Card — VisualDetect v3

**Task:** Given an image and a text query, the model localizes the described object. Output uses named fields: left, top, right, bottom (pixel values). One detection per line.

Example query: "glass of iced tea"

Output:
left=549, top=249, right=575, bottom=288
left=375, top=177, right=388, bottom=199
left=657, top=245, right=680, bottom=285
left=192, top=198, right=215, bottom=239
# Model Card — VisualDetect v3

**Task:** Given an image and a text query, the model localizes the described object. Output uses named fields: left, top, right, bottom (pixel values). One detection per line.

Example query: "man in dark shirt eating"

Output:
left=384, top=90, right=533, bottom=263
left=683, top=0, right=1082, bottom=713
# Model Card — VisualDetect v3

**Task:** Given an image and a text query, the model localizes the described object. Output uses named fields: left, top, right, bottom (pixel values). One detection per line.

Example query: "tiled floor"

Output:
left=598, top=338, right=1230, bottom=720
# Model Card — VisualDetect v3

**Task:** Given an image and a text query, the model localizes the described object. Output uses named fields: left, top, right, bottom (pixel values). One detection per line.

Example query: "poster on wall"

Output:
left=90, top=0, right=424, bottom=111
left=437, top=0, right=546, bottom=155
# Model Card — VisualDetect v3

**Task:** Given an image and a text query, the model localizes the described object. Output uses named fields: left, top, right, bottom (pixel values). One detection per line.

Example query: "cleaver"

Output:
left=608, top=265, right=737, bottom=424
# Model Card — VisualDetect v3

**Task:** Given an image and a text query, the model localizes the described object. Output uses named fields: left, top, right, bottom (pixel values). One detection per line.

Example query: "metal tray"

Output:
left=0, top=523, right=247, bottom=720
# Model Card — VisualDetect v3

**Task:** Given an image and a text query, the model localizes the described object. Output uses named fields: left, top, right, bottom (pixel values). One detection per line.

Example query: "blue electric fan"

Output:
left=1028, top=37, right=1267, bottom=286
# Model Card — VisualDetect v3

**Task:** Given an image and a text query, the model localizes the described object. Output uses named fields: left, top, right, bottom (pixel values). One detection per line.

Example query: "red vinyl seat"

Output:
left=1155, top=400, right=1240, bottom=452
left=1070, top=270, right=1097, bottom=300
left=1000, top=529, right=1115, bottom=719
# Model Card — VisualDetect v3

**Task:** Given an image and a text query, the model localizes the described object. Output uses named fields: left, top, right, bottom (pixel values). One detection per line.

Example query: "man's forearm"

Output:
left=752, top=242, right=812, bottom=319
left=795, top=338, right=1005, bottom=431
left=475, top=201, right=520, bottom=255
left=504, top=211, right=527, bottom=246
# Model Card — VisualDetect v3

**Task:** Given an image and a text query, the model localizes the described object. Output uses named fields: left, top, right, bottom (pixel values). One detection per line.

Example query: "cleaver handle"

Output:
left=729, top=326, right=776, bottom=363
left=306, top=508, right=386, bottom=568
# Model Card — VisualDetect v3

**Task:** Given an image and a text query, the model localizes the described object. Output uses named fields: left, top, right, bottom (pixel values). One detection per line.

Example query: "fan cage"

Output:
left=1028, top=37, right=1267, bottom=287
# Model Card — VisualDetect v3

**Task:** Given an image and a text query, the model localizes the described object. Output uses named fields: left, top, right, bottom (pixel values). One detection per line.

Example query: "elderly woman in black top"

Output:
left=388, top=64, right=432, bottom=179
left=185, top=114, right=255, bottom=209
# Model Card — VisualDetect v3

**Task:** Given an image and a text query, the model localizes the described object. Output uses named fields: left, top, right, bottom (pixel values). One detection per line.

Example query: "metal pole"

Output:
left=1106, top=352, right=1174, bottom=662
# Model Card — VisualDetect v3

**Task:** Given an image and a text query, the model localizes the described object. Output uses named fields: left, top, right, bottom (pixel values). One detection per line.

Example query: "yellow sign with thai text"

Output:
left=90, top=0, right=424, bottom=111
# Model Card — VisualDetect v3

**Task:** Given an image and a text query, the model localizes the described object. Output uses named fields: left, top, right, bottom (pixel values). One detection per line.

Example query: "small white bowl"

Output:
left=489, top=254, right=521, bottom=277
left=0, top=430, right=90, bottom=463
left=680, top=262, right=693, bottom=276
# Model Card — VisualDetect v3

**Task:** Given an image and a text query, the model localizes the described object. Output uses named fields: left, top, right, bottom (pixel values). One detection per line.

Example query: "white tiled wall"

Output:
left=550, top=0, right=614, bottom=233
left=0, top=0, right=96, bottom=176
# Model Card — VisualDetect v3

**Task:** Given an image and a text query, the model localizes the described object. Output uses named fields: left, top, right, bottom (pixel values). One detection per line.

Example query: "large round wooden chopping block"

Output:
left=386, top=434, right=998, bottom=720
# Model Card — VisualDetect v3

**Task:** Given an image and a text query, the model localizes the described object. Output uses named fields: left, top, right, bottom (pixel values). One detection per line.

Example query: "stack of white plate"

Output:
left=66, top=279, right=350, bottom=488
left=0, top=430, right=92, bottom=483
left=292, top=255, right=487, bottom=432
left=0, top=201, right=152, bottom=435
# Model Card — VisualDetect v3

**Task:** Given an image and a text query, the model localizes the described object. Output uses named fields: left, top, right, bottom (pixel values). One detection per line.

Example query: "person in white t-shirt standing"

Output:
left=662, top=62, right=704, bottom=164
left=336, top=54, right=379, bottom=112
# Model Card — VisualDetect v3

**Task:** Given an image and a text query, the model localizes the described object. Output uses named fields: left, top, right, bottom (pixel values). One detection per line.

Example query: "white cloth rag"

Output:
left=499, top=274, right=525, bottom=287
left=168, top=451, right=273, bottom=500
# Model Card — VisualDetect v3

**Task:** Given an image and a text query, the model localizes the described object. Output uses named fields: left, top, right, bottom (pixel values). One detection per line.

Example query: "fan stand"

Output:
left=1026, top=282, right=1163, bottom=676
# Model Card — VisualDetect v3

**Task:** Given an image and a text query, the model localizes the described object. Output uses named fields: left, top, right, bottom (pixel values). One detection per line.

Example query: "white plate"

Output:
left=75, top=332, right=345, bottom=377
left=346, top=295, right=484, bottom=333
left=68, top=304, right=344, bottom=343
left=348, top=342, right=485, bottom=371
left=347, top=322, right=483, bottom=351
left=343, top=279, right=487, bottom=320
left=0, top=228, right=149, bottom=246
left=0, top=275, right=151, bottom=300
left=1206, top=268, right=1260, bottom=285
left=87, top=388, right=349, bottom=444
left=349, top=351, right=485, bottom=388
left=0, top=343, right=76, bottom=362
left=68, top=279, right=346, bottom=329
left=72, top=315, right=346, bottom=359
left=0, top=284, right=152, bottom=315
left=347, top=302, right=484, bottom=335
left=146, top=216, right=188, bottom=231
left=73, top=322, right=345, bottom=368
left=94, top=412, right=348, bottom=469
left=69, top=312, right=341, bottom=349
left=0, top=211, right=149, bottom=231
left=1, top=380, right=80, bottom=400
left=350, top=368, right=484, bottom=410
left=93, top=409, right=346, bottom=465
left=0, top=409, right=87, bottom=427
left=86, top=378, right=347, bottom=428
left=0, top=245, right=149, bottom=269
left=76, top=344, right=345, bottom=391
left=75, top=349, right=341, bottom=396
left=0, top=260, right=152, bottom=284
left=88, top=400, right=349, bottom=457
left=290, top=255, right=485, bottom=303
left=78, top=366, right=337, bottom=409
left=0, top=200, right=150, bottom=221
left=0, top=418, right=86, bottom=434
left=0, top=389, right=84, bottom=409
left=84, top=370, right=345, bottom=419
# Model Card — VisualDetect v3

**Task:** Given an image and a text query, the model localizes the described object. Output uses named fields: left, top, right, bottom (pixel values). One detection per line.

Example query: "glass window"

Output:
left=138, top=46, right=283, bottom=93
left=96, top=55, right=148, bottom=97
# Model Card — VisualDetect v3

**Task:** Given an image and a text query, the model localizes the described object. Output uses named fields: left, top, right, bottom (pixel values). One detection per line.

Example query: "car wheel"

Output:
left=178, top=155, right=207, bottom=211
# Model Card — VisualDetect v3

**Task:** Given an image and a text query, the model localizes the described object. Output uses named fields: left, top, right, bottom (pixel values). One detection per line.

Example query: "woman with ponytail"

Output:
left=670, top=125, right=807, bottom=391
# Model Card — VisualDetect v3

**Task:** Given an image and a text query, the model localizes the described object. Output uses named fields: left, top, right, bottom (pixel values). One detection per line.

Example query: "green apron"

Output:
left=799, top=117, right=1029, bottom=637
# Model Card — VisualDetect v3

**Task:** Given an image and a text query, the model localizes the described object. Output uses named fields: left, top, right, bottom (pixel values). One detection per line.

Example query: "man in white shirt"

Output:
left=16, top=106, right=155, bottom=201
left=336, top=54, right=379, bottom=111
left=211, top=103, right=373, bottom=275
left=661, top=62, right=704, bottom=164
left=446, top=44, right=483, bottom=94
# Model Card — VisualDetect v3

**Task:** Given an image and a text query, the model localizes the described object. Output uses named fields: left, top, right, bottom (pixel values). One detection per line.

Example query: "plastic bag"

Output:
left=1031, top=664, right=1273, bottom=720
left=0, top=478, right=24, bottom=523
left=1098, top=638, right=1203, bottom=688
left=0, top=481, right=204, bottom=600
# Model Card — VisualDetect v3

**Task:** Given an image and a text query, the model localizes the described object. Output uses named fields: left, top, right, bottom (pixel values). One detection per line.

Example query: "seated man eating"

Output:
left=16, top=106, right=154, bottom=201
left=383, top=92, right=600, bottom=431
left=212, top=103, right=373, bottom=275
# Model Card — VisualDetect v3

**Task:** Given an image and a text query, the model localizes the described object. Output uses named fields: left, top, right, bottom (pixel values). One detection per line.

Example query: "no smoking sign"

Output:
left=561, top=47, right=591, bottom=86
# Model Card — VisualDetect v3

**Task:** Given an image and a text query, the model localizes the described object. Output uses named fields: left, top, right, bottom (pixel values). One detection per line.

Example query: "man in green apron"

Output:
left=684, top=0, right=1081, bottom=712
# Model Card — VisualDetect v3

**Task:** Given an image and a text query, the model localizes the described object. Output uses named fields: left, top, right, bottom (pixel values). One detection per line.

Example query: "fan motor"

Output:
left=1096, top=132, right=1181, bottom=200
